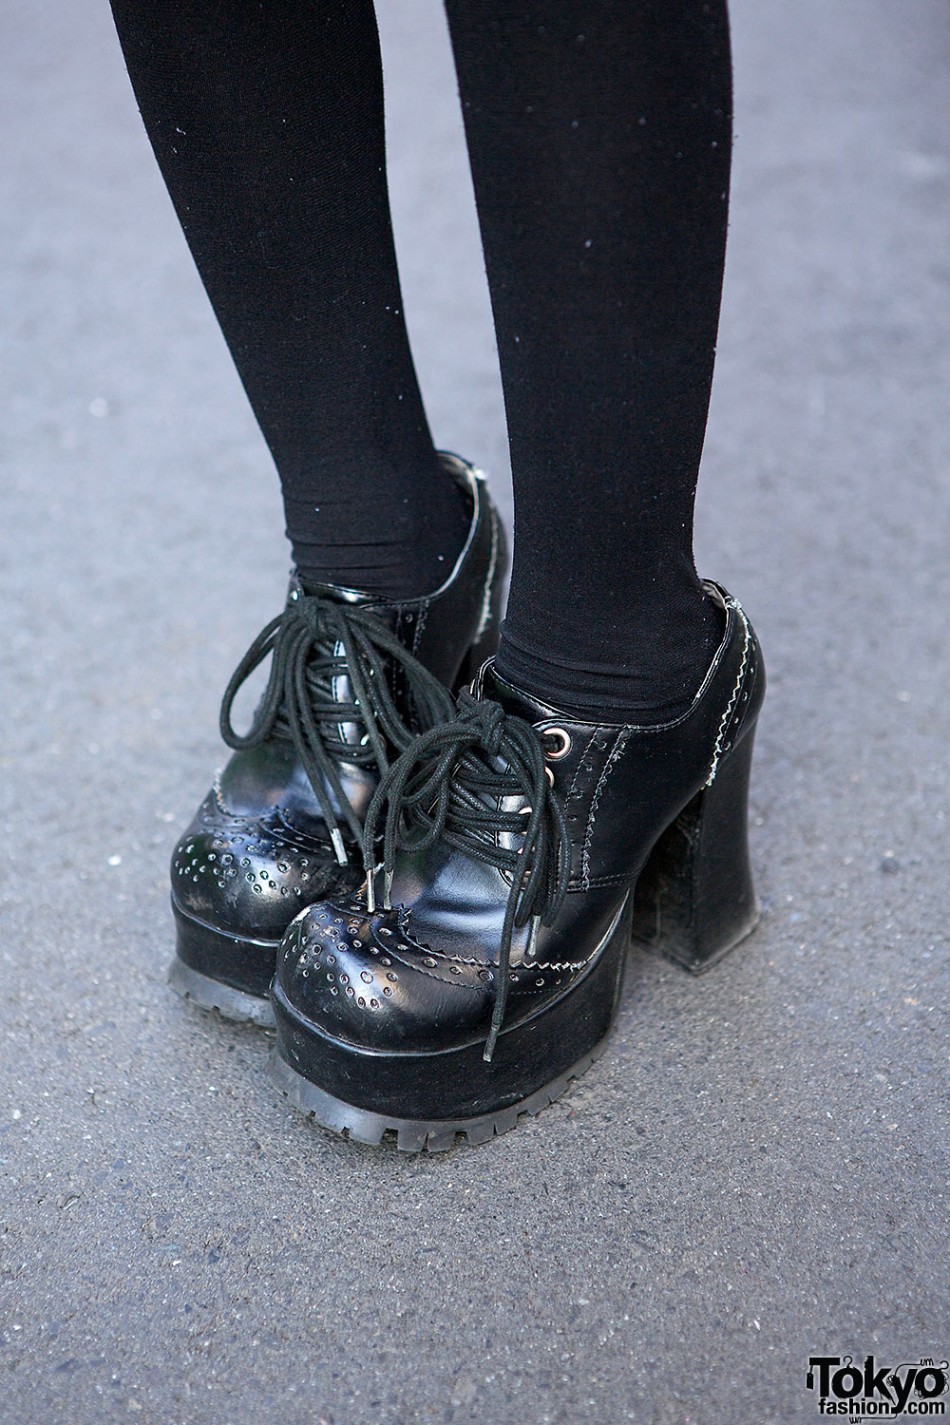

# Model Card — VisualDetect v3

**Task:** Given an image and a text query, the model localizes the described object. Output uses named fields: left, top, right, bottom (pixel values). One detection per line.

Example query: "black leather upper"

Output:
left=171, top=453, right=505, bottom=944
left=274, top=584, right=765, bottom=1053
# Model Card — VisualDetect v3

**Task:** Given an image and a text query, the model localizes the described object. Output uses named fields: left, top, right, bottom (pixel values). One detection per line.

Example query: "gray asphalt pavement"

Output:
left=2, top=1, right=949, bottom=1422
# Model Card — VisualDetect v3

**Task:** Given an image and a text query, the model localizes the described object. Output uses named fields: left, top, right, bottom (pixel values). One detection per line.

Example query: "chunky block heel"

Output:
left=631, top=727, right=759, bottom=972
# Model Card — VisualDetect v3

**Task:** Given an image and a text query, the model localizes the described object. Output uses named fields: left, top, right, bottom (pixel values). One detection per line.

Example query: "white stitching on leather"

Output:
left=212, top=770, right=226, bottom=810
left=566, top=732, right=597, bottom=803
left=402, top=942, right=594, bottom=974
left=528, top=950, right=598, bottom=973
left=397, top=920, right=593, bottom=974
left=705, top=599, right=751, bottom=787
left=582, top=729, right=629, bottom=890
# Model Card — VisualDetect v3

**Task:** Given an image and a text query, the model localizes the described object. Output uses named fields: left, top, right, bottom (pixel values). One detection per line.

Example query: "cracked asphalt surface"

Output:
left=2, top=1, right=948, bottom=1421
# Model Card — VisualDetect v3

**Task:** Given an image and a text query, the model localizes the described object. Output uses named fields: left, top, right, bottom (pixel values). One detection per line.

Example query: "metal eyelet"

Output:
left=542, top=726, right=572, bottom=760
left=545, top=766, right=555, bottom=788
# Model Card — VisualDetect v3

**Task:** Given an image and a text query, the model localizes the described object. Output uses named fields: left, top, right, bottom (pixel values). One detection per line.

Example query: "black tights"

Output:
left=110, top=0, right=731, bottom=721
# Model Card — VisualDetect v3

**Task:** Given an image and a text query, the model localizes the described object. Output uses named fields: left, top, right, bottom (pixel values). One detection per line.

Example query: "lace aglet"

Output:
left=483, top=1003, right=504, bottom=1062
left=366, top=870, right=376, bottom=914
left=330, top=827, right=348, bottom=866
left=383, top=868, right=393, bottom=911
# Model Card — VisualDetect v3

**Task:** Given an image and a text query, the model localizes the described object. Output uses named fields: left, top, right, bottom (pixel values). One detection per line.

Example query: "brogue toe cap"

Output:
left=276, top=901, right=496, bottom=1052
left=171, top=792, right=358, bottom=939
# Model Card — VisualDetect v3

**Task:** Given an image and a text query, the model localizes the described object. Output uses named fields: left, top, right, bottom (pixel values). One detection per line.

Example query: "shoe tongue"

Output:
left=282, top=576, right=385, bottom=745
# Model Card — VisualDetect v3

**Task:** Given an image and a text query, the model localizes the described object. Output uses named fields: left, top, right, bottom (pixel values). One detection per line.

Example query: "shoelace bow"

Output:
left=362, top=689, right=571, bottom=1061
left=219, top=590, right=455, bottom=865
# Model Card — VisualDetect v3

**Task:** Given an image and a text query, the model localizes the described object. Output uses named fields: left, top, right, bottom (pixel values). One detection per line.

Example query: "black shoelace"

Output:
left=219, top=588, right=455, bottom=864
left=362, top=690, right=571, bottom=1061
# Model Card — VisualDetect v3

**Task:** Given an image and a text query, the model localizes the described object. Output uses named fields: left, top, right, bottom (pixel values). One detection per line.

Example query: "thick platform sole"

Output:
left=269, top=1039, right=604, bottom=1152
left=270, top=894, right=631, bottom=1145
left=167, top=956, right=276, bottom=1028
left=170, top=899, right=279, bottom=1024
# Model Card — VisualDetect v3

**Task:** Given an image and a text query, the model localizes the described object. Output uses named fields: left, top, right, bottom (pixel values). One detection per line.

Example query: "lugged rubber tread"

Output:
left=167, top=957, right=276, bottom=1028
left=268, top=1041, right=605, bottom=1152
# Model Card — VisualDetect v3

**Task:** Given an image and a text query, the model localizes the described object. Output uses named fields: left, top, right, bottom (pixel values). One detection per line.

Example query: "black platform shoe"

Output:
left=168, top=453, right=506, bottom=1026
left=269, top=584, right=765, bottom=1149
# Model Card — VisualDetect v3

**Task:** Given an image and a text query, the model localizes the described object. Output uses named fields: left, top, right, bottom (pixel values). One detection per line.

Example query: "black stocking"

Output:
left=109, top=0, right=469, bottom=600
left=111, top=1, right=732, bottom=715
left=445, top=0, right=732, bottom=718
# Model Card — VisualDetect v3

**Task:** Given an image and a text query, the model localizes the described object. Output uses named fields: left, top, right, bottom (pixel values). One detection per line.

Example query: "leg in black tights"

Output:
left=445, top=0, right=731, bottom=719
left=112, top=0, right=731, bottom=717
left=108, top=0, right=469, bottom=600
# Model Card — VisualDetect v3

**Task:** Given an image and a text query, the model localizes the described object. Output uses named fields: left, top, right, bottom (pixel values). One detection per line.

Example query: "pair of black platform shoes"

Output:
left=169, top=454, right=765, bottom=1151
